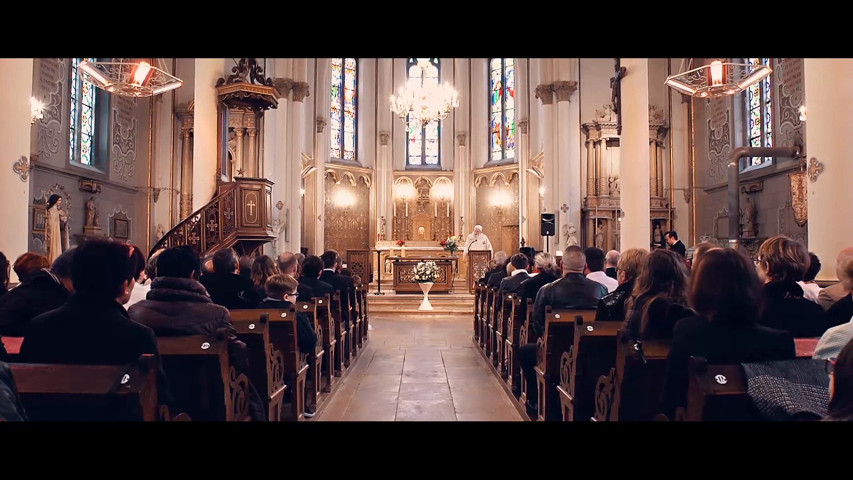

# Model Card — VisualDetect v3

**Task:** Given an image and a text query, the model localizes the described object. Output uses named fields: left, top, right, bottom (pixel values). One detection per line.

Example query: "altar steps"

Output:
left=367, top=291, right=474, bottom=314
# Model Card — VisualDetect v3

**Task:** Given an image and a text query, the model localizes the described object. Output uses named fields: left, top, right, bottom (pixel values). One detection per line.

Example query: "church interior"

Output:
left=0, top=58, right=851, bottom=423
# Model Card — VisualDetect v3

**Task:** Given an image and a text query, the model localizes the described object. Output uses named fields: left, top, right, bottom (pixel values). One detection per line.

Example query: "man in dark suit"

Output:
left=479, top=251, right=508, bottom=286
left=199, top=248, right=261, bottom=309
left=517, top=246, right=608, bottom=415
left=665, top=230, right=687, bottom=258
left=604, top=250, right=620, bottom=280
left=493, top=254, right=530, bottom=318
left=299, top=255, right=335, bottom=301
left=319, top=250, right=356, bottom=366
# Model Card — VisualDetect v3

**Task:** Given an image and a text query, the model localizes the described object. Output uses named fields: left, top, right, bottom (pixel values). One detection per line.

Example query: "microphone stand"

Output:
left=373, top=248, right=385, bottom=295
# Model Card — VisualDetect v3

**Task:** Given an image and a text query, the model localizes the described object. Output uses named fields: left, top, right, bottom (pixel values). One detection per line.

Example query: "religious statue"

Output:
left=44, top=194, right=69, bottom=264
left=653, top=223, right=663, bottom=246
left=418, top=226, right=426, bottom=240
left=562, top=223, right=578, bottom=248
left=742, top=196, right=757, bottom=237
left=85, top=196, right=97, bottom=227
left=595, top=222, right=605, bottom=249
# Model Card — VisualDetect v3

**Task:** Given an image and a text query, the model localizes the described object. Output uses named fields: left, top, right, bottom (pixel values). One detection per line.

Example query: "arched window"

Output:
left=406, top=58, right=440, bottom=167
left=743, top=57, right=773, bottom=169
left=489, top=58, right=515, bottom=162
left=330, top=58, right=358, bottom=162
left=69, top=58, right=98, bottom=167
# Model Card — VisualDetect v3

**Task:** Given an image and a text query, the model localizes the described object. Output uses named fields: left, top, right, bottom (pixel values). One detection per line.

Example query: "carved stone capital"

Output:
left=552, top=81, right=578, bottom=102
left=379, top=132, right=390, bottom=146
left=316, top=117, right=327, bottom=134
left=456, top=132, right=467, bottom=147
left=535, top=83, right=554, bottom=105
left=518, top=120, right=528, bottom=134
left=291, top=82, right=311, bottom=102
left=272, top=78, right=293, bottom=98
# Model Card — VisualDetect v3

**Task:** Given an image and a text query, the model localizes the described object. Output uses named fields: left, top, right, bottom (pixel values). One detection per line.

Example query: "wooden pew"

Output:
left=679, top=356, right=761, bottom=421
left=519, top=299, right=533, bottom=406
left=556, top=319, right=621, bottom=421
left=350, top=284, right=361, bottom=359
left=10, top=354, right=160, bottom=421
left=535, top=308, right=597, bottom=421
left=496, top=292, right=514, bottom=377
left=295, top=299, right=326, bottom=412
left=312, top=295, right=336, bottom=392
left=504, top=295, right=523, bottom=394
left=486, top=287, right=498, bottom=360
left=473, top=285, right=482, bottom=342
left=362, top=285, right=370, bottom=344
left=156, top=335, right=252, bottom=421
left=593, top=332, right=671, bottom=422
left=795, top=338, right=819, bottom=358
left=330, top=292, right=349, bottom=375
left=229, top=312, right=287, bottom=422
left=247, top=307, right=310, bottom=421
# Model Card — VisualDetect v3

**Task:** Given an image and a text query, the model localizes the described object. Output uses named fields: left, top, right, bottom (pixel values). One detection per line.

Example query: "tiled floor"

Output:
left=314, top=313, right=523, bottom=421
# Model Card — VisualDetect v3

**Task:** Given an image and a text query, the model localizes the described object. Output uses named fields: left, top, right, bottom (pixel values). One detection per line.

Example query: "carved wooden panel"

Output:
left=346, top=250, right=370, bottom=282
left=467, top=250, right=492, bottom=293
left=324, top=173, right=370, bottom=254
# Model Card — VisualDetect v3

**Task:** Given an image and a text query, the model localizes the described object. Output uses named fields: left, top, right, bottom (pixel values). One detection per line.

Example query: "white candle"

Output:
left=446, top=202, right=450, bottom=217
left=405, top=202, right=408, bottom=217
left=434, top=202, right=437, bottom=216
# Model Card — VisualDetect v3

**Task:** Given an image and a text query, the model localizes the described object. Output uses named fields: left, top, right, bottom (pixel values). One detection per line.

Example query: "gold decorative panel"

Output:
left=324, top=170, right=371, bottom=255
left=392, top=174, right=454, bottom=241
left=474, top=169, right=519, bottom=255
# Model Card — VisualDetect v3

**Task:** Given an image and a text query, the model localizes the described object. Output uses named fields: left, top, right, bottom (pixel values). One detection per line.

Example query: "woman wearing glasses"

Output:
left=824, top=340, right=853, bottom=421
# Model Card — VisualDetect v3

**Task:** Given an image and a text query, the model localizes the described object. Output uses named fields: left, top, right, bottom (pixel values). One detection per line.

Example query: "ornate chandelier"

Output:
left=665, top=59, right=772, bottom=99
left=390, top=58, right=459, bottom=127
left=77, top=58, right=183, bottom=98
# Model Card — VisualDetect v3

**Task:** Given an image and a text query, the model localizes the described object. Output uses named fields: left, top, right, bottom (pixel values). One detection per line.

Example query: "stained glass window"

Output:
left=69, top=58, right=97, bottom=167
left=744, top=58, right=773, bottom=168
left=330, top=58, right=358, bottom=161
left=406, top=58, right=441, bottom=167
left=489, top=58, right=515, bottom=162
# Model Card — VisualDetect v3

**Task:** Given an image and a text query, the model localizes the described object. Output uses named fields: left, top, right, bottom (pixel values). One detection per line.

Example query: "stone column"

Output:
left=179, top=117, right=193, bottom=217
left=0, top=58, right=33, bottom=281
left=246, top=127, right=257, bottom=177
left=535, top=78, right=555, bottom=253
left=455, top=132, right=468, bottom=236
left=518, top=120, right=529, bottom=243
left=192, top=59, right=223, bottom=211
left=804, top=58, right=853, bottom=281
left=553, top=78, right=579, bottom=253
left=234, top=127, right=244, bottom=180
left=619, top=59, right=651, bottom=250
left=289, top=63, right=310, bottom=254
left=271, top=75, right=291, bottom=257
left=649, top=130, right=658, bottom=197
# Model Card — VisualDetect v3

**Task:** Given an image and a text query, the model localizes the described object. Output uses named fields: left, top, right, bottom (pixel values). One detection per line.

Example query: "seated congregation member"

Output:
left=818, top=247, right=853, bottom=311
left=623, top=249, right=693, bottom=340
left=299, top=255, right=334, bottom=300
left=823, top=339, right=853, bottom=421
left=486, top=255, right=511, bottom=290
left=756, top=235, right=829, bottom=338
left=517, top=246, right=606, bottom=414
left=814, top=253, right=853, bottom=360
left=596, top=248, right=649, bottom=323
left=0, top=251, right=9, bottom=300
left=19, top=240, right=175, bottom=410
left=125, top=247, right=162, bottom=310
left=12, top=252, right=50, bottom=284
left=251, top=255, right=279, bottom=300
left=663, top=248, right=795, bottom=418
left=797, top=252, right=823, bottom=304
left=128, top=245, right=265, bottom=421
left=687, top=242, right=720, bottom=272
left=822, top=248, right=853, bottom=331
left=479, top=251, right=508, bottom=286
left=585, top=247, right=618, bottom=293
left=519, top=253, right=560, bottom=310
left=320, top=250, right=356, bottom=326
left=294, top=252, right=306, bottom=277
left=238, top=255, right=254, bottom=279
left=0, top=248, right=75, bottom=337
left=257, top=274, right=317, bottom=355
left=496, top=254, right=530, bottom=313
left=200, top=248, right=261, bottom=310
left=279, top=251, right=312, bottom=301
left=604, top=250, right=620, bottom=280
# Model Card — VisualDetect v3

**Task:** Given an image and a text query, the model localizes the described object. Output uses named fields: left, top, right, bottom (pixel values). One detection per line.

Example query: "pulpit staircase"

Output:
left=150, top=178, right=275, bottom=258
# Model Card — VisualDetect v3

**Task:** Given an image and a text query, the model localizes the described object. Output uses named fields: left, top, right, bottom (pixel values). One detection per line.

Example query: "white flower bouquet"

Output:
left=412, top=260, right=439, bottom=283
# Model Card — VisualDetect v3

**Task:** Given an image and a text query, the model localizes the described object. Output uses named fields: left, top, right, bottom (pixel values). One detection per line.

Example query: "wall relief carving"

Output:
left=36, top=58, right=65, bottom=164
left=112, top=98, right=137, bottom=181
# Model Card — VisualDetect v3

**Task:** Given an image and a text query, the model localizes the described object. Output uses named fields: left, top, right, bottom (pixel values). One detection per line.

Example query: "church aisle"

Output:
left=314, top=313, right=523, bottom=421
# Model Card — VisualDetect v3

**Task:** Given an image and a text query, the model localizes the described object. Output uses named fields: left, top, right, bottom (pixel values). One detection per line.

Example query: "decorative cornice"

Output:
left=456, top=132, right=467, bottom=147
left=518, top=120, right=528, bottom=134
left=534, top=83, right=554, bottom=105
left=272, top=78, right=293, bottom=98
left=552, top=80, right=578, bottom=102
left=291, top=82, right=311, bottom=102
left=379, top=132, right=390, bottom=146
left=316, top=117, right=327, bottom=134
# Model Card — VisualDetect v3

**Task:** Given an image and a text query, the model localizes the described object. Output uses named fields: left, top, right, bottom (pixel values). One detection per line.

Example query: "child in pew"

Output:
left=257, top=274, right=319, bottom=418
left=257, top=274, right=318, bottom=354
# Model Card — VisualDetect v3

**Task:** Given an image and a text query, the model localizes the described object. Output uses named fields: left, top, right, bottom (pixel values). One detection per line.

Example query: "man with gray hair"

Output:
left=605, top=250, right=620, bottom=280
left=463, top=224, right=493, bottom=257
left=480, top=250, right=508, bottom=287
left=517, top=246, right=607, bottom=416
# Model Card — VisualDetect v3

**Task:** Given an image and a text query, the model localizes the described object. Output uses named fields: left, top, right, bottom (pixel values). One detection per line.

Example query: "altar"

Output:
left=389, top=256, right=457, bottom=293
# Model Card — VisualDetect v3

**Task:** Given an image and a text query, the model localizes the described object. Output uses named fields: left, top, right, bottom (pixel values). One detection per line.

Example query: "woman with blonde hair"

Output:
left=595, top=248, right=650, bottom=323
left=756, top=235, right=829, bottom=338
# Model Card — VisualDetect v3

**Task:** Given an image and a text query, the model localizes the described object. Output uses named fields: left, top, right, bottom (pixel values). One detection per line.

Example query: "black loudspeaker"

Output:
left=540, top=213, right=556, bottom=237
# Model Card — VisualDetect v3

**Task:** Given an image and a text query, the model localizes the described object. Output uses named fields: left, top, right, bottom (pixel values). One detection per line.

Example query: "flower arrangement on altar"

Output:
left=412, top=261, right=439, bottom=283
left=396, top=239, right=406, bottom=247
left=439, top=235, right=460, bottom=255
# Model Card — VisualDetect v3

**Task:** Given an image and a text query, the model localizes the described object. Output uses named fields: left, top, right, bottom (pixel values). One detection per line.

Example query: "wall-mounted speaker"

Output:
left=541, top=213, right=555, bottom=237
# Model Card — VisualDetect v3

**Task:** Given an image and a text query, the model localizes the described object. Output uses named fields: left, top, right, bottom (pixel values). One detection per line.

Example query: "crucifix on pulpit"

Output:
left=610, top=58, right=627, bottom=135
